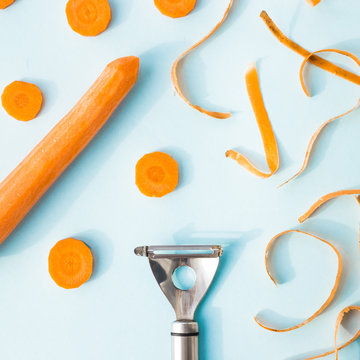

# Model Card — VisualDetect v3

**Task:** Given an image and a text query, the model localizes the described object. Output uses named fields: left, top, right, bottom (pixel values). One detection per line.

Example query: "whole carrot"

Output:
left=0, top=56, right=139, bottom=244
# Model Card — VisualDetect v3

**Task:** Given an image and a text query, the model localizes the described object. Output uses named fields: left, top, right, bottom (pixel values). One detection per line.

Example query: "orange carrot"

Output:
left=299, top=189, right=360, bottom=223
left=171, top=0, right=233, bottom=119
left=1, top=81, right=43, bottom=121
left=305, top=0, right=322, bottom=6
left=255, top=230, right=342, bottom=332
left=136, top=152, right=179, bottom=197
left=0, top=56, right=139, bottom=245
left=303, top=306, right=360, bottom=360
left=49, top=238, right=93, bottom=289
left=66, top=0, right=111, bottom=37
left=260, top=11, right=360, bottom=87
left=154, top=0, right=196, bottom=18
left=226, top=62, right=279, bottom=178
left=0, top=0, right=14, bottom=9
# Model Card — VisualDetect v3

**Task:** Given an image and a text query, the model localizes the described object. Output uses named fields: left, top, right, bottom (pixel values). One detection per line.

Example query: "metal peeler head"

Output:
left=135, top=245, right=223, bottom=320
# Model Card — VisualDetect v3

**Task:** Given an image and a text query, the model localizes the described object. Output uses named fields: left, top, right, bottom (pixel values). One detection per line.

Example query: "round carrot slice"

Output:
left=0, top=0, right=14, bottom=9
left=66, top=0, right=111, bottom=37
left=136, top=152, right=179, bottom=197
left=48, top=238, right=93, bottom=289
left=154, top=0, right=196, bottom=18
left=1, top=81, right=43, bottom=121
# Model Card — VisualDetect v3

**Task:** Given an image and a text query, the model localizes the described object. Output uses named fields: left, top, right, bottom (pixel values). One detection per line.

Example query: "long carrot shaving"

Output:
left=279, top=49, right=360, bottom=186
left=260, top=11, right=360, bottom=87
left=171, top=0, right=233, bottom=119
left=299, top=190, right=360, bottom=223
left=226, top=63, right=279, bottom=178
left=255, top=230, right=342, bottom=332
left=300, top=49, right=360, bottom=97
left=279, top=99, right=360, bottom=187
left=305, top=0, right=322, bottom=6
left=303, top=306, right=360, bottom=360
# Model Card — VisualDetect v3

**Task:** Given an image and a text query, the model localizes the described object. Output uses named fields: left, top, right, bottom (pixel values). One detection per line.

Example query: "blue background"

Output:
left=0, top=0, right=360, bottom=359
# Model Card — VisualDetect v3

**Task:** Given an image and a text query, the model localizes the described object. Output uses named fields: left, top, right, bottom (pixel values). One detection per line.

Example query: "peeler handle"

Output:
left=171, top=321, right=198, bottom=360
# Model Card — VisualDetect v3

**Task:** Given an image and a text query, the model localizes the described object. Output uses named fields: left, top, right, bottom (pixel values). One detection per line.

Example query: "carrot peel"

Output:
left=171, top=0, right=233, bottom=119
left=226, top=62, right=279, bottom=178
left=260, top=11, right=360, bottom=87
left=299, top=190, right=360, bottom=223
left=303, top=306, right=360, bottom=360
left=255, top=230, right=342, bottom=332
left=305, top=0, right=322, bottom=6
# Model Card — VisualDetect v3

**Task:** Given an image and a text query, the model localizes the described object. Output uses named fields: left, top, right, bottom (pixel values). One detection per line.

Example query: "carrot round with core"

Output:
left=136, top=152, right=179, bottom=197
left=299, top=189, right=360, bottom=223
left=255, top=230, right=342, bottom=332
left=0, top=0, right=14, bottom=9
left=0, top=56, right=139, bottom=245
left=66, top=0, right=111, bottom=36
left=171, top=0, right=233, bottom=119
left=260, top=11, right=360, bottom=87
left=154, top=0, right=196, bottom=18
left=49, top=238, right=93, bottom=289
left=226, top=62, right=279, bottom=178
left=1, top=81, right=43, bottom=121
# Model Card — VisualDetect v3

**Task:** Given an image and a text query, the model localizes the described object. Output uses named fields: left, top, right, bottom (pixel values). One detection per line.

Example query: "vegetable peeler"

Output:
left=135, top=245, right=223, bottom=360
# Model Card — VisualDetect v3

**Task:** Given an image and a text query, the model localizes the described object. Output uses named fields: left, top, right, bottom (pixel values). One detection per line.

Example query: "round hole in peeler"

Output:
left=172, top=265, right=196, bottom=291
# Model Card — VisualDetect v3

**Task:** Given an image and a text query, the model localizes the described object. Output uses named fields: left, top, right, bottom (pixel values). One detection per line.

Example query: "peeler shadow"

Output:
left=173, top=225, right=261, bottom=360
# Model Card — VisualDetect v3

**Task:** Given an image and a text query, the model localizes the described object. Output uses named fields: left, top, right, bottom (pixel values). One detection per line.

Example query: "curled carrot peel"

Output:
left=299, top=190, right=360, bottom=223
left=279, top=99, right=360, bottom=187
left=303, top=306, right=360, bottom=360
left=305, top=0, right=322, bottom=6
left=279, top=49, right=360, bottom=187
left=300, top=49, right=360, bottom=97
left=226, top=63, right=279, bottom=178
left=255, top=230, right=342, bottom=332
left=260, top=11, right=360, bottom=87
left=171, top=0, right=233, bottom=119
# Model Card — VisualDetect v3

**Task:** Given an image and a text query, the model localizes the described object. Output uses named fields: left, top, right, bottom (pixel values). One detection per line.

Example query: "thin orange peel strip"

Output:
left=255, top=229, right=342, bottom=332
left=260, top=11, right=360, bottom=87
left=171, top=0, right=233, bottom=119
left=305, top=0, right=322, bottom=6
left=226, top=62, right=279, bottom=178
left=303, top=305, right=360, bottom=360
left=299, top=189, right=360, bottom=223
left=278, top=49, right=360, bottom=187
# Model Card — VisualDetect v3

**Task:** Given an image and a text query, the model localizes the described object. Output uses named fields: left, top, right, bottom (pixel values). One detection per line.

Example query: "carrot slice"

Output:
left=136, top=152, right=179, bottom=197
left=303, top=306, right=360, bottom=360
left=260, top=11, right=360, bottom=87
left=0, top=0, right=14, bottom=9
left=154, top=0, right=196, bottom=18
left=305, top=0, right=321, bottom=6
left=299, top=189, right=360, bottom=223
left=48, top=238, right=93, bottom=289
left=226, top=63, right=279, bottom=178
left=255, top=230, right=342, bottom=332
left=1, top=81, right=43, bottom=121
left=171, top=0, right=232, bottom=119
left=66, top=0, right=111, bottom=37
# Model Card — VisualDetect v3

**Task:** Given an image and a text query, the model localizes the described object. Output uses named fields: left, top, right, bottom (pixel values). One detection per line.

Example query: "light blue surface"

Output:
left=0, top=0, right=360, bottom=359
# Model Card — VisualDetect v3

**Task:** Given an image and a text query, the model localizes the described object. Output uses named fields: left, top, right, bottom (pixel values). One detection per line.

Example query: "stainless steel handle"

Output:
left=172, top=321, right=198, bottom=360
